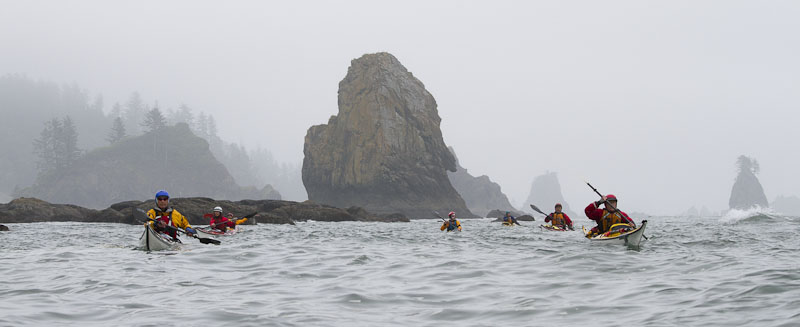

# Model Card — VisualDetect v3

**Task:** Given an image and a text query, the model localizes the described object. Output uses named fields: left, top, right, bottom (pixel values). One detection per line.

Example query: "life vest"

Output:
left=598, top=210, right=625, bottom=233
left=210, top=216, right=231, bottom=231
left=550, top=212, right=566, bottom=227
left=152, top=208, right=177, bottom=239
left=445, top=220, right=459, bottom=231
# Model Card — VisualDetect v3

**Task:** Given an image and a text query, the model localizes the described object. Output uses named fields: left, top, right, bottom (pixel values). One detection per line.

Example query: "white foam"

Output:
left=718, top=206, right=778, bottom=224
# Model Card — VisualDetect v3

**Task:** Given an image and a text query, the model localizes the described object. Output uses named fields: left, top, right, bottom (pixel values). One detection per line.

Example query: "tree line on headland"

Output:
left=0, top=74, right=305, bottom=203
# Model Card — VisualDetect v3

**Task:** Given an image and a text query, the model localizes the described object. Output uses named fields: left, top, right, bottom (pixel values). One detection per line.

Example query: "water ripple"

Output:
left=1, top=217, right=798, bottom=326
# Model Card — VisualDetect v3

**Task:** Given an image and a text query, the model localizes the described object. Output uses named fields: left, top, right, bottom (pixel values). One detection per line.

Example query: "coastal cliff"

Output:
left=447, top=147, right=516, bottom=217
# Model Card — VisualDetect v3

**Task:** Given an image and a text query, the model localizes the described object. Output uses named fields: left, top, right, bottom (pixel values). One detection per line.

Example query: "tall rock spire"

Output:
left=729, top=155, right=769, bottom=210
left=302, top=53, right=473, bottom=217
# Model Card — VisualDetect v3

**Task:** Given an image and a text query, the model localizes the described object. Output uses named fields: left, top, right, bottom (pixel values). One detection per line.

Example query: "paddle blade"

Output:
left=529, top=204, right=546, bottom=215
left=243, top=212, right=258, bottom=219
left=196, top=236, right=221, bottom=245
left=203, top=213, right=213, bottom=219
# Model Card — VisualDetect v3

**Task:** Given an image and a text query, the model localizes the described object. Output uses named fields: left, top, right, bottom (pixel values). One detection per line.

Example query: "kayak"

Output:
left=540, top=224, right=570, bottom=231
left=582, top=220, right=648, bottom=247
left=196, top=225, right=240, bottom=237
left=502, top=222, right=515, bottom=226
left=138, top=223, right=181, bottom=251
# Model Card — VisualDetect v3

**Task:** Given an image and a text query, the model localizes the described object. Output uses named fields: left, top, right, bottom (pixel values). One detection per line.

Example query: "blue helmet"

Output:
left=155, top=190, right=170, bottom=199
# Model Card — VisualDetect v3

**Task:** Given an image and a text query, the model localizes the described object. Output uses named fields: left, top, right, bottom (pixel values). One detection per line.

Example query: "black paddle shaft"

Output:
left=432, top=211, right=447, bottom=222
left=208, top=211, right=258, bottom=227
left=586, top=182, right=603, bottom=198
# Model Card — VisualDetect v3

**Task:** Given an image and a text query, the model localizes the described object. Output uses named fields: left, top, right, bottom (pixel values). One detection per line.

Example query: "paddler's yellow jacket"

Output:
left=147, top=207, right=193, bottom=230
left=441, top=219, right=462, bottom=232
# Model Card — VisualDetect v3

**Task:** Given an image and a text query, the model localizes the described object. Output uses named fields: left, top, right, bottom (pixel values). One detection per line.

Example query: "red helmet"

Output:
left=555, top=203, right=562, bottom=208
left=606, top=194, right=617, bottom=201
left=448, top=211, right=456, bottom=218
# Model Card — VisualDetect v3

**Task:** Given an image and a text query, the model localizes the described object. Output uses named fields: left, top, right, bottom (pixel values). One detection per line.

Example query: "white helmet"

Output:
left=213, top=206, right=223, bottom=212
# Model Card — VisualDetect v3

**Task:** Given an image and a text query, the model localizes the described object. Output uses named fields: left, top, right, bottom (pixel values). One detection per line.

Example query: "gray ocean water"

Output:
left=1, top=213, right=799, bottom=327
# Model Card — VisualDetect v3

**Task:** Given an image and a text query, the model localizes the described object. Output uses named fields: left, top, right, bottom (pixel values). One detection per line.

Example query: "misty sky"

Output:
left=2, top=0, right=798, bottom=215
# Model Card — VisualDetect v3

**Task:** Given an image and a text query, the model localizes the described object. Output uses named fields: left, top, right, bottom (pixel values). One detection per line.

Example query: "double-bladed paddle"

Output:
left=434, top=211, right=464, bottom=232
left=584, top=181, right=647, bottom=240
left=530, top=204, right=573, bottom=230
left=136, top=208, right=221, bottom=245
left=205, top=211, right=258, bottom=228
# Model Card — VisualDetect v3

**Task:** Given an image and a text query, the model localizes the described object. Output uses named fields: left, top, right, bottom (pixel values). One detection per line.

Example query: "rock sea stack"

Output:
left=447, top=147, right=517, bottom=217
left=729, top=155, right=769, bottom=210
left=302, top=52, right=473, bottom=218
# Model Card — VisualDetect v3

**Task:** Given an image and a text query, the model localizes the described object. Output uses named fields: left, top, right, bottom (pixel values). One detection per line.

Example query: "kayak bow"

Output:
left=138, top=223, right=181, bottom=251
left=582, top=220, right=648, bottom=247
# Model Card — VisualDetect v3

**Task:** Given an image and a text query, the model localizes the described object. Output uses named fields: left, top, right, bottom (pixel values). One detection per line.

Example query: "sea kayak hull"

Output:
left=582, top=220, right=648, bottom=247
left=138, top=224, right=180, bottom=251
left=196, top=225, right=240, bottom=237
left=540, top=224, right=570, bottom=231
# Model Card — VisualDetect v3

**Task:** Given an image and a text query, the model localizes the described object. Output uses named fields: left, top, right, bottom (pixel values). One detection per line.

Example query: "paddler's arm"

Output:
left=440, top=222, right=447, bottom=231
left=172, top=211, right=196, bottom=235
left=585, top=202, right=603, bottom=221
left=146, top=209, right=156, bottom=227
left=621, top=211, right=636, bottom=227
left=563, top=213, right=574, bottom=230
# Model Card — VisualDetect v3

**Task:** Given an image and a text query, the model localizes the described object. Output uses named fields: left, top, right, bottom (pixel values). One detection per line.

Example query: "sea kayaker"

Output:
left=545, top=203, right=574, bottom=230
left=146, top=190, right=196, bottom=240
left=227, top=212, right=251, bottom=224
left=440, top=211, right=462, bottom=232
left=502, top=211, right=521, bottom=226
left=584, top=194, right=635, bottom=236
left=208, top=207, right=249, bottom=231
left=208, top=206, right=234, bottom=231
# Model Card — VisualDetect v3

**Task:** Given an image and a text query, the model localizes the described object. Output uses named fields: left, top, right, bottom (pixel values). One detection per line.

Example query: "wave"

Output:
left=718, top=206, right=781, bottom=224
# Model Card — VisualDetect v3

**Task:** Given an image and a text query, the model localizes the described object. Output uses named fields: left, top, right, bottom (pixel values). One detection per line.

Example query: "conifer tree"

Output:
left=107, top=116, right=127, bottom=144
left=123, top=92, right=146, bottom=135
left=142, top=107, right=167, bottom=132
left=59, top=116, right=81, bottom=168
left=33, top=116, right=82, bottom=174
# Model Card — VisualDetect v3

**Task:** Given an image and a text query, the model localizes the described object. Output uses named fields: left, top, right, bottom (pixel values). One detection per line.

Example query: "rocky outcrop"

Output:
left=0, top=197, right=408, bottom=224
left=0, top=224, right=9, bottom=231
left=447, top=147, right=516, bottom=217
left=524, top=172, right=577, bottom=217
left=302, top=52, right=473, bottom=218
left=0, top=198, right=99, bottom=223
left=729, top=155, right=768, bottom=210
left=15, top=123, right=281, bottom=209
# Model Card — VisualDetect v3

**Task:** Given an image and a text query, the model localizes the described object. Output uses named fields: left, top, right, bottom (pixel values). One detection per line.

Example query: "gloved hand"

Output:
left=185, top=227, right=196, bottom=235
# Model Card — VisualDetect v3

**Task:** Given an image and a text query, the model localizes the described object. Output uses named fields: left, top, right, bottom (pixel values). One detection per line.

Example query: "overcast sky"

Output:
left=2, top=0, right=798, bottom=215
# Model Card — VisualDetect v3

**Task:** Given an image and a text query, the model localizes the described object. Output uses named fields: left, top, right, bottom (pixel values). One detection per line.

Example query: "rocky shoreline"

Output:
left=0, top=197, right=409, bottom=225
